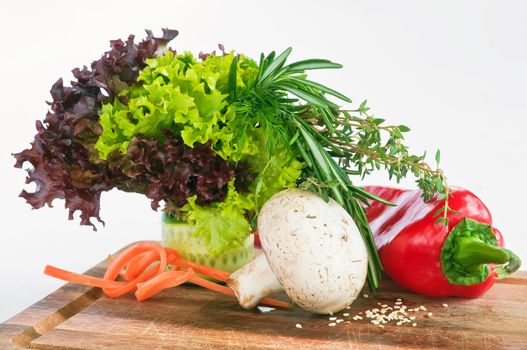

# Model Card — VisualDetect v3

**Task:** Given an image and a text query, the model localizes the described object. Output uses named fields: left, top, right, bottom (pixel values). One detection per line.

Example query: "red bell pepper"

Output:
left=364, top=186, right=521, bottom=298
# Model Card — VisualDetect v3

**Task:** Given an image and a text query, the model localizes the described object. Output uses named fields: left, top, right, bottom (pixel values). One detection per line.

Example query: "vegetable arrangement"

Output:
left=364, top=186, right=521, bottom=298
left=15, top=29, right=520, bottom=316
left=14, top=29, right=450, bottom=291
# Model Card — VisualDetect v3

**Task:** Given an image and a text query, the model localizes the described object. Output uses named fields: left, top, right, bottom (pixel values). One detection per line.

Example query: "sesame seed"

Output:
left=442, top=303, right=449, bottom=308
left=343, top=313, right=350, bottom=317
left=329, top=316, right=337, bottom=321
left=336, top=319, right=343, bottom=323
left=296, top=324, right=302, bottom=329
left=378, top=324, right=385, bottom=328
left=357, top=301, right=432, bottom=329
left=396, top=298, right=402, bottom=302
left=328, top=322, right=336, bottom=327
left=363, top=294, right=369, bottom=298
left=346, top=306, right=351, bottom=309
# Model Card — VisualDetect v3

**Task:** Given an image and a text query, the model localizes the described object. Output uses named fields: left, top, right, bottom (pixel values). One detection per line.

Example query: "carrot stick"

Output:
left=188, top=275, right=293, bottom=309
left=104, top=266, right=160, bottom=299
left=188, top=274, right=236, bottom=296
left=103, top=243, right=168, bottom=298
left=163, top=246, right=229, bottom=281
left=44, top=265, right=125, bottom=289
left=259, top=297, right=294, bottom=310
left=174, top=259, right=230, bottom=282
left=135, top=269, right=193, bottom=301
left=104, top=242, right=167, bottom=282
left=163, top=247, right=182, bottom=260
left=124, top=249, right=181, bottom=281
left=124, top=251, right=162, bottom=281
left=123, top=254, right=148, bottom=281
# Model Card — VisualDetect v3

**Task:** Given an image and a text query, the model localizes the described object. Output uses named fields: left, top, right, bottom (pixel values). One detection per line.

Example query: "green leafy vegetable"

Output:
left=246, top=130, right=304, bottom=213
left=96, top=51, right=260, bottom=162
left=181, top=180, right=254, bottom=255
left=95, top=49, right=304, bottom=255
left=13, top=29, right=179, bottom=228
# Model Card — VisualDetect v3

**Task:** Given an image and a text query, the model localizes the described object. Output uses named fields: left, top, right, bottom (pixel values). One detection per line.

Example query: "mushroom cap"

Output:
left=258, top=188, right=368, bottom=314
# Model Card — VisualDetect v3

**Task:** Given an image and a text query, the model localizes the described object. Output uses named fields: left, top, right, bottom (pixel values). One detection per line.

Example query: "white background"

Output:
left=1, top=1, right=526, bottom=322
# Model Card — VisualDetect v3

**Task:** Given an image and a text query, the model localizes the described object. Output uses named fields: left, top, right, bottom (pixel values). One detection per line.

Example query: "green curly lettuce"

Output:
left=95, top=51, right=259, bottom=161
left=180, top=180, right=254, bottom=255
left=177, top=141, right=303, bottom=254
left=95, top=49, right=304, bottom=255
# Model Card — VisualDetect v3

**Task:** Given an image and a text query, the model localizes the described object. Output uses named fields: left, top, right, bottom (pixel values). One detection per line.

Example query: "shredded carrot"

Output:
left=135, top=269, right=193, bottom=301
left=43, top=242, right=292, bottom=310
left=259, top=297, right=294, bottom=310
left=123, top=251, right=168, bottom=281
left=104, top=242, right=167, bottom=282
left=44, top=265, right=125, bottom=289
left=104, top=266, right=159, bottom=299
left=162, top=247, right=182, bottom=261
left=174, top=258, right=230, bottom=282
left=188, top=274, right=236, bottom=296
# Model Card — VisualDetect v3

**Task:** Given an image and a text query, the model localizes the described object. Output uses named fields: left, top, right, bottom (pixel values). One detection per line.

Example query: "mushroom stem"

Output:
left=227, top=254, right=283, bottom=309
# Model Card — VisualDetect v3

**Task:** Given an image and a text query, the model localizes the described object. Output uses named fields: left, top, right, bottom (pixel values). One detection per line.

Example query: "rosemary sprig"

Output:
left=231, top=48, right=452, bottom=290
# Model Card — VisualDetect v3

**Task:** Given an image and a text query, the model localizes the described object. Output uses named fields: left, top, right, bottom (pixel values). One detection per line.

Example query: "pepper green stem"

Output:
left=453, top=236, right=509, bottom=268
left=441, top=218, right=522, bottom=285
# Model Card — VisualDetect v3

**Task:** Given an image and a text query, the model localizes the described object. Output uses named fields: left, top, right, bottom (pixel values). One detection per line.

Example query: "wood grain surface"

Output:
left=1, top=243, right=526, bottom=350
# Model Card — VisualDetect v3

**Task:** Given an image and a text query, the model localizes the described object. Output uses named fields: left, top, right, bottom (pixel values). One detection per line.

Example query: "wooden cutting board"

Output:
left=1, top=242, right=526, bottom=350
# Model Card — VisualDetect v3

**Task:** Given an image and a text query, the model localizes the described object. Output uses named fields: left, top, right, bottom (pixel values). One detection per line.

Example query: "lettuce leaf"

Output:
left=95, top=51, right=259, bottom=161
left=181, top=180, right=254, bottom=255
left=14, top=29, right=179, bottom=229
left=250, top=143, right=304, bottom=211
left=116, top=130, right=250, bottom=210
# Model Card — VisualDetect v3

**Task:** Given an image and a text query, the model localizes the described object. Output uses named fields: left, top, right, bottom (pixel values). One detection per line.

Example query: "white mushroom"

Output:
left=227, top=188, right=368, bottom=314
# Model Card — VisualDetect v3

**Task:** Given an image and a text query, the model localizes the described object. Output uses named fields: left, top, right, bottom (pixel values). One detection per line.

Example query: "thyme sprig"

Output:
left=230, top=48, right=452, bottom=290
left=329, top=106, right=455, bottom=225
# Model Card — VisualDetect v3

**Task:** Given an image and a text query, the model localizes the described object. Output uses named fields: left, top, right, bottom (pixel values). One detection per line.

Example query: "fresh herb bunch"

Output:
left=14, top=30, right=451, bottom=290
left=227, top=48, right=452, bottom=290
